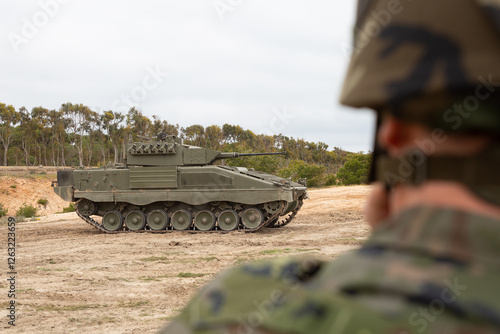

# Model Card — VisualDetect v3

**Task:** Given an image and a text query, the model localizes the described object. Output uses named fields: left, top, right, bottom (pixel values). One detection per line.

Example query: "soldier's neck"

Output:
left=389, top=181, right=500, bottom=221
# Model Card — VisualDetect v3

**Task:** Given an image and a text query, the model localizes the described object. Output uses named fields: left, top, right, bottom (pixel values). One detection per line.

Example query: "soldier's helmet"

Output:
left=340, top=0, right=500, bottom=205
left=340, top=0, right=500, bottom=133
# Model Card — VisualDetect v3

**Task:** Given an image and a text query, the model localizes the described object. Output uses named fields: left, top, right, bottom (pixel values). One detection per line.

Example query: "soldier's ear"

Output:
left=377, top=116, right=418, bottom=155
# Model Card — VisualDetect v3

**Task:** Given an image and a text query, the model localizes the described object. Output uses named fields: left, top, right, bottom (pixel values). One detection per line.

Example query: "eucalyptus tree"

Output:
left=205, top=125, right=223, bottom=150
left=102, top=110, right=125, bottom=164
left=0, top=103, right=20, bottom=166
left=31, top=106, right=52, bottom=165
left=47, top=109, right=68, bottom=166
left=126, top=107, right=151, bottom=141
left=61, top=103, right=94, bottom=167
left=182, top=124, right=205, bottom=147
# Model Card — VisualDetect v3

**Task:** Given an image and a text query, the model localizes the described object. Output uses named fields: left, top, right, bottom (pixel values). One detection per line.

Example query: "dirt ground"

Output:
left=1, top=180, right=372, bottom=333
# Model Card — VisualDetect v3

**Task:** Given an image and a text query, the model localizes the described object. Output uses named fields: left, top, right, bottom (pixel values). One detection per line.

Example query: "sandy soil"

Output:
left=1, top=184, right=372, bottom=334
left=0, top=174, right=69, bottom=217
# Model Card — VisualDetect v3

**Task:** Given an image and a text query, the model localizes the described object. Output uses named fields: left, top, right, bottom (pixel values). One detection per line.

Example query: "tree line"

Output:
left=0, top=102, right=371, bottom=186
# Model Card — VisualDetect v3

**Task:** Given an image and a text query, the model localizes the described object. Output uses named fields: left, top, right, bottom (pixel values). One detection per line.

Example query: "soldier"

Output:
left=161, top=0, right=500, bottom=333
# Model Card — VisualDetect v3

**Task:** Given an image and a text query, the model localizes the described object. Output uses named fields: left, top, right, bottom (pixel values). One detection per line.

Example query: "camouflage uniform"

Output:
left=162, top=207, right=500, bottom=333
left=161, top=1, right=500, bottom=333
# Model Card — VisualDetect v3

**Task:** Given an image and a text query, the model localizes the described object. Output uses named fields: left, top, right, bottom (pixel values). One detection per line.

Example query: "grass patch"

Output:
left=0, top=203, right=7, bottom=217
left=201, top=256, right=219, bottom=261
left=118, top=300, right=150, bottom=308
left=10, top=185, right=16, bottom=188
left=36, top=267, right=66, bottom=272
left=37, top=267, right=51, bottom=271
left=140, top=256, right=169, bottom=262
left=259, top=248, right=292, bottom=255
left=105, top=276, right=132, bottom=282
left=140, top=276, right=162, bottom=282
left=138, top=274, right=174, bottom=281
left=37, top=198, right=48, bottom=206
left=61, top=203, right=76, bottom=213
left=90, top=266, right=110, bottom=270
left=36, top=303, right=104, bottom=312
left=69, top=316, right=117, bottom=325
left=178, top=272, right=207, bottom=278
left=294, top=248, right=321, bottom=253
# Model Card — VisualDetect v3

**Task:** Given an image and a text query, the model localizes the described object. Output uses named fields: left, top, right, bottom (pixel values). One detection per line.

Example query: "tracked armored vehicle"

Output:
left=52, top=134, right=308, bottom=233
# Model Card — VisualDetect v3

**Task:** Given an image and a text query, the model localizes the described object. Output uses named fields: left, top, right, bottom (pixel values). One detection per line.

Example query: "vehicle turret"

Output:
left=125, top=133, right=285, bottom=166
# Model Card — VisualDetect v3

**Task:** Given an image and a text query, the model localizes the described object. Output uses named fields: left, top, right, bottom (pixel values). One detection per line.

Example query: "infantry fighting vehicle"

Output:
left=52, top=133, right=308, bottom=233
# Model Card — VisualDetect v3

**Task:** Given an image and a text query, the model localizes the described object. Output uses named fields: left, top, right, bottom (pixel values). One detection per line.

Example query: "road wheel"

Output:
left=218, top=210, right=239, bottom=231
left=194, top=210, right=216, bottom=231
left=241, top=208, right=264, bottom=229
left=102, top=211, right=123, bottom=231
left=125, top=210, right=146, bottom=231
left=171, top=210, right=192, bottom=231
left=147, top=210, right=169, bottom=230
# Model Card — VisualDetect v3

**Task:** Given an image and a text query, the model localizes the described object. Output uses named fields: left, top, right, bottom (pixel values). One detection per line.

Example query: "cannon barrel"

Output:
left=216, top=152, right=286, bottom=160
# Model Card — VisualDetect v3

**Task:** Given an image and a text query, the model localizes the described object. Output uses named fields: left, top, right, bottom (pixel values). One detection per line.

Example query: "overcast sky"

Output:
left=0, top=0, right=374, bottom=153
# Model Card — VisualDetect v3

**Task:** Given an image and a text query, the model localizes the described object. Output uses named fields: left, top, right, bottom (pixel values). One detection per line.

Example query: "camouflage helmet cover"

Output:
left=340, top=0, right=500, bottom=133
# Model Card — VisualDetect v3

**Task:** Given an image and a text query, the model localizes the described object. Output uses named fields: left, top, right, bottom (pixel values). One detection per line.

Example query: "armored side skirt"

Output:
left=73, top=188, right=299, bottom=206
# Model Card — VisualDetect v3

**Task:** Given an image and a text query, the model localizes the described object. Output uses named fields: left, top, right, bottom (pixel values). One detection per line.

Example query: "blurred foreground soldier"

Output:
left=161, top=0, right=500, bottom=333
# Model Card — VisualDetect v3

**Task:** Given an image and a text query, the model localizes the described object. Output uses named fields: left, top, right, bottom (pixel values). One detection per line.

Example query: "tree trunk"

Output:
left=57, top=138, right=66, bottom=166
left=43, top=142, right=48, bottom=166
left=3, top=143, right=9, bottom=166
left=22, top=141, right=30, bottom=166
left=101, top=147, right=106, bottom=166
left=113, top=145, right=119, bottom=164
left=78, top=144, right=83, bottom=167
left=37, top=145, right=42, bottom=166
left=60, top=141, right=66, bottom=167
left=52, top=141, right=56, bottom=166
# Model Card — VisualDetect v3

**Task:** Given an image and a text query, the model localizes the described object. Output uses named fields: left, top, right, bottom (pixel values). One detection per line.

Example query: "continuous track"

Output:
left=269, top=198, right=304, bottom=228
left=75, top=199, right=303, bottom=234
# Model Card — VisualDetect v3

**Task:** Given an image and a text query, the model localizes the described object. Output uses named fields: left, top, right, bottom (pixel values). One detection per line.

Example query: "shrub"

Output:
left=62, top=203, right=76, bottom=213
left=278, top=160, right=326, bottom=187
left=10, top=185, right=16, bottom=188
left=0, top=203, right=7, bottom=217
left=336, top=153, right=372, bottom=185
left=37, top=198, right=48, bottom=206
left=324, top=174, right=338, bottom=186
left=227, top=155, right=283, bottom=175
left=16, top=203, right=37, bottom=218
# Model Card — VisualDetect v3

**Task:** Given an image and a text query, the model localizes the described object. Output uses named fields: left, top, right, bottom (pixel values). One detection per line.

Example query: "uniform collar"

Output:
left=364, top=206, right=500, bottom=267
